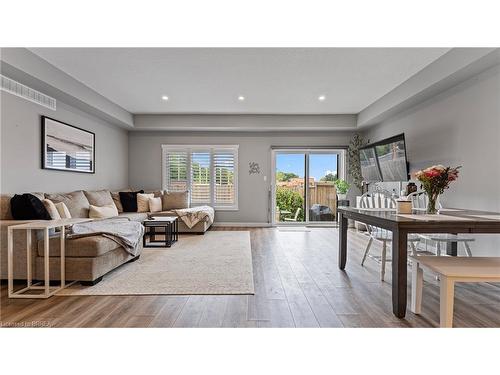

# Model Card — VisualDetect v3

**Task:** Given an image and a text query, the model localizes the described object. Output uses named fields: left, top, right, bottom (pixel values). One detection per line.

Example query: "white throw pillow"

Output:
left=137, top=193, right=154, bottom=212
left=89, top=204, right=119, bottom=219
left=148, top=197, right=162, bottom=213
left=42, top=199, right=61, bottom=220
left=55, top=202, right=72, bottom=219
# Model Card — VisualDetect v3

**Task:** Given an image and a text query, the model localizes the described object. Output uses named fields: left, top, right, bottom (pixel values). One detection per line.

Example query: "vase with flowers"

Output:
left=414, top=165, right=461, bottom=214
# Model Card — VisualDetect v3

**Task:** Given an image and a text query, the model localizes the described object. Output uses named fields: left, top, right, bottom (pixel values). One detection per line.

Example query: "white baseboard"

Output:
left=212, top=222, right=271, bottom=227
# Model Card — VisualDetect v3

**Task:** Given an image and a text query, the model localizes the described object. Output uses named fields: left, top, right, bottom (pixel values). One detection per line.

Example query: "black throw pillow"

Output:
left=10, top=193, right=51, bottom=220
left=119, top=190, right=144, bottom=212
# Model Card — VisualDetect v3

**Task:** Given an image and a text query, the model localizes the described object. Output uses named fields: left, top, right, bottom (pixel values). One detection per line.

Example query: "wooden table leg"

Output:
left=392, top=229, right=408, bottom=318
left=440, top=276, right=455, bottom=328
left=338, top=213, right=348, bottom=270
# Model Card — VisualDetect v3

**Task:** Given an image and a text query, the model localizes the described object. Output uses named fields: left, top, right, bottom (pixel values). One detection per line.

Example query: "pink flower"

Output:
left=425, top=169, right=440, bottom=178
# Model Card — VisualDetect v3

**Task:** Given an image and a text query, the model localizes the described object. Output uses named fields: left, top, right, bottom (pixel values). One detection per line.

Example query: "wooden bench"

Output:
left=410, top=256, right=500, bottom=327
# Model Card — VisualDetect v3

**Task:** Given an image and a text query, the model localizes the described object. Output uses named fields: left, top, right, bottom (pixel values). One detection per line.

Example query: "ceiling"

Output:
left=30, top=48, right=449, bottom=114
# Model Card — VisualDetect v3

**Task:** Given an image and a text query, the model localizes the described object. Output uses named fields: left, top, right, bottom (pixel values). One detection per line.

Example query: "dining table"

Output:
left=337, top=207, right=500, bottom=318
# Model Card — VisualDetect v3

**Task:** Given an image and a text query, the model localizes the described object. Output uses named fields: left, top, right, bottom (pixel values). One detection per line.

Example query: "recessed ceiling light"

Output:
left=238, top=95, right=245, bottom=101
left=161, top=95, right=169, bottom=101
left=318, top=95, right=326, bottom=101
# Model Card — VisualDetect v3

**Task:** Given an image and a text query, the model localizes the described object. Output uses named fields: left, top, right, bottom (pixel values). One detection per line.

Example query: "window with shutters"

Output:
left=162, top=145, right=239, bottom=210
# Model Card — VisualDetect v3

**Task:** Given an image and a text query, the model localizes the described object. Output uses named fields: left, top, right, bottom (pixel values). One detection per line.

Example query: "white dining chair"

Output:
left=359, top=192, right=420, bottom=281
left=283, top=207, right=302, bottom=222
left=407, top=190, right=443, bottom=211
left=407, top=191, right=475, bottom=257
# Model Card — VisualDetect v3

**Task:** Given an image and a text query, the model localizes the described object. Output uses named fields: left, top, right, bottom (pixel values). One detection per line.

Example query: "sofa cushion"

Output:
left=111, top=189, right=130, bottom=213
left=37, top=235, right=121, bottom=257
left=0, top=194, right=13, bottom=220
left=84, top=190, right=114, bottom=207
left=162, top=191, right=189, bottom=210
left=117, top=212, right=149, bottom=222
left=119, top=190, right=144, bottom=212
left=46, top=190, right=90, bottom=218
left=11, top=193, right=52, bottom=220
left=149, top=197, right=162, bottom=213
left=137, top=193, right=154, bottom=212
left=42, top=199, right=61, bottom=220
left=89, top=204, right=119, bottom=219
left=1, top=193, right=45, bottom=220
left=55, top=202, right=72, bottom=219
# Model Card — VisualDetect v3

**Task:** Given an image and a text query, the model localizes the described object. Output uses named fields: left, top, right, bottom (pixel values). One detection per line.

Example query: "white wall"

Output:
left=1, top=92, right=129, bottom=193
left=364, top=65, right=500, bottom=255
left=128, top=130, right=354, bottom=223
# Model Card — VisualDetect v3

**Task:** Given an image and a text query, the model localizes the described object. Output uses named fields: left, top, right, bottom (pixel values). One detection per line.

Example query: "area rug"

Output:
left=58, top=231, right=254, bottom=295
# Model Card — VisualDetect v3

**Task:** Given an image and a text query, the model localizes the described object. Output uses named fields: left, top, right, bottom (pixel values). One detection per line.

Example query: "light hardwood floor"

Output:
left=1, top=227, right=499, bottom=328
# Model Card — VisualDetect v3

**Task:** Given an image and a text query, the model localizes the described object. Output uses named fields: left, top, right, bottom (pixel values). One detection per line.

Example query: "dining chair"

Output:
left=283, top=207, right=302, bottom=222
left=407, top=191, right=475, bottom=257
left=407, top=190, right=443, bottom=211
left=359, top=192, right=420, bottom=281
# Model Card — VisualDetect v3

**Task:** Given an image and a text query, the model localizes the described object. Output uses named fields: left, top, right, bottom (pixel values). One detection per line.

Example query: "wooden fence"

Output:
left=279, top=182, right=337, bottom=213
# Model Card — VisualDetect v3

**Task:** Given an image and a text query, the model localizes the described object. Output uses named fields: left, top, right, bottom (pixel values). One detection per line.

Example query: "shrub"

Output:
left=276, top=187, right=304, bottom=221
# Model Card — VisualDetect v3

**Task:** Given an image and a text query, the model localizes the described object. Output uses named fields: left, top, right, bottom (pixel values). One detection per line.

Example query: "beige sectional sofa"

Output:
left=0, top=189, right=212, bottom=284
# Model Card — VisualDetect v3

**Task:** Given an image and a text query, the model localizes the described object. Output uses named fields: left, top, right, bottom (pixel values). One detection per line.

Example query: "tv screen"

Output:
left=359, top=134, right=409, bottom=182
left=359, top=147, right=382, bottom=182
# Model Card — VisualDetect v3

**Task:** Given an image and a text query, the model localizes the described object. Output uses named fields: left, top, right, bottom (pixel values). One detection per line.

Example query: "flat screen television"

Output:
left=359, top=134, right=409, bottom=182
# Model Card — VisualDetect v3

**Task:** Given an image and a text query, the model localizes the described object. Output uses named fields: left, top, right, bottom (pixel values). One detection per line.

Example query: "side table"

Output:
left=7, top=218, right=92, bottom=299
left=143, top=216, right=179, bottom=248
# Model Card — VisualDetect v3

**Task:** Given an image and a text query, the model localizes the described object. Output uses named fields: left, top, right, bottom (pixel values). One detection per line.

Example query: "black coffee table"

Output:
left=143, top=216, right=178, bottom=248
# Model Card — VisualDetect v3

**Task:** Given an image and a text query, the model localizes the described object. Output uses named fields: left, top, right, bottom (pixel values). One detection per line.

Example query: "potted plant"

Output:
left=334, top=179, right=350, bottom=200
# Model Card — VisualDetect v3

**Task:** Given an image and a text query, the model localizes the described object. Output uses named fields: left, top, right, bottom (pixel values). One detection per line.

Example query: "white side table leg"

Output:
left=44, top=228, right=50, bottom=297
left=60, top=226, right=66, bottom=288
left=440, top=276, right=455, bottom=328
left=411, top=261, right=423, bottom=314
left=7, top=227, right=14, bottom=297
left=27, top=229, right=32, bottom=287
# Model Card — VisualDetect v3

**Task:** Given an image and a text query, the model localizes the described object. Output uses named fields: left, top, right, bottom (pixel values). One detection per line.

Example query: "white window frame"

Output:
left=162, top=144, right=239, bottom=211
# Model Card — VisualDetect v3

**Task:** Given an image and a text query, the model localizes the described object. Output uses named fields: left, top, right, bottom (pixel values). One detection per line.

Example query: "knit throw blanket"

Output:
left=174, top=206, right=215, bottom=229
left=70, top=218, right=144, bottom=256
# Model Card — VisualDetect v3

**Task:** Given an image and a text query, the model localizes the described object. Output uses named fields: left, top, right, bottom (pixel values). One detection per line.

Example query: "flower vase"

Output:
left=426, top=193, right=439, bottom=214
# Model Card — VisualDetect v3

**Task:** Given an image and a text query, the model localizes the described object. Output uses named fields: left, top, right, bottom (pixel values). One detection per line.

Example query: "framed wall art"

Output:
left=41, top=116, right=95, bottom=173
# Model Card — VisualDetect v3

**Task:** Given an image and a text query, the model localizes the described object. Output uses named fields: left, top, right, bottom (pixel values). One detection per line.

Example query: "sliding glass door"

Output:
left=272, top=149, right=344, bottom=225
left=274, top=152, right=306, bottom=223
left=308, top=153, right=338, bottom=223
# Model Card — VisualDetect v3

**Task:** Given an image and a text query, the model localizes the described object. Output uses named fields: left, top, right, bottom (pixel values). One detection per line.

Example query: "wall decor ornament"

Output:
left=41, top=116, right=95, bottom=173
left=249, top=162, right=260, bottom=175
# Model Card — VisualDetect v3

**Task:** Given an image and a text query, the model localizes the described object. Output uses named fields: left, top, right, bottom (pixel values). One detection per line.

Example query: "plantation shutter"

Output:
left=213, top=148, right=237, bottom=207
left=162, top=145, right=238, bottom=209
left=164, top=149, right=188, bottom=192
left=190, top=151, right=211, bottom=205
